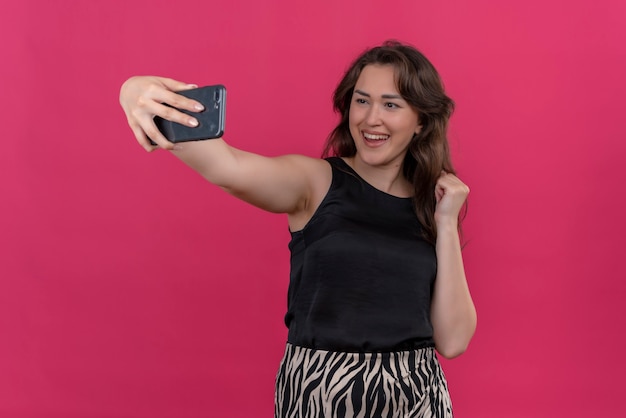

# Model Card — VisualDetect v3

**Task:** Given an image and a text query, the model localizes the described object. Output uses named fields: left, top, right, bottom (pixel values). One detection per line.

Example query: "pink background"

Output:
left=2, top=0, right=625, bottom=417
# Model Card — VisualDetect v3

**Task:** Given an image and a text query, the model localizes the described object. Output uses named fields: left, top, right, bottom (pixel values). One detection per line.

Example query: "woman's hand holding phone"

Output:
left=153, top=85, right=226, bottom=145
left=119, top=76, right=206, bottom=152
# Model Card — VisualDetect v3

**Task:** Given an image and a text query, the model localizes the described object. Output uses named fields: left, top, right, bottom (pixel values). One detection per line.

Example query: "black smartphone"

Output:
left=151, top=85, right=226, bottom=144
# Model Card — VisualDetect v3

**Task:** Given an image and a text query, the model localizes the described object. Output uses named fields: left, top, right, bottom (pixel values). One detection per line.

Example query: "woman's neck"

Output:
left=345, top=156, right=413, bottom=198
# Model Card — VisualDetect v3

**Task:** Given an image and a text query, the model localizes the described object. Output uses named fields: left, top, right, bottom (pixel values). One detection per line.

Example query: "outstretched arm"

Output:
left=119, top=76, right=329, bottom=216
left=430, top=173, right=477, bottom=359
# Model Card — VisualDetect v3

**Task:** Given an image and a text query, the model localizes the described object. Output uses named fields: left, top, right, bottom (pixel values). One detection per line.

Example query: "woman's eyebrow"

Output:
left=354, top=89, right=402, bottom=100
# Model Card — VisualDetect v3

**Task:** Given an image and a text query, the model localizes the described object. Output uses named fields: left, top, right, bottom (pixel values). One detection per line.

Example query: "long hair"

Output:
left=323, top=40, right=460, bottom=244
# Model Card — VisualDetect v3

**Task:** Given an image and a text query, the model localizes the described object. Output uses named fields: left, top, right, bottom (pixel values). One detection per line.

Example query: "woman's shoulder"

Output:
left=278, top=154, right=332, bottom=175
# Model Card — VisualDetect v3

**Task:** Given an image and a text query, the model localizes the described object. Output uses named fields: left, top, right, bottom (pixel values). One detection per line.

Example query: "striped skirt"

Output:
left=275, top=343, right=453, bottom=418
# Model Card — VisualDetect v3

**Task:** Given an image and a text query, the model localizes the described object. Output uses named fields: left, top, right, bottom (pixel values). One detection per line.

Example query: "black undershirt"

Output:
left=285, top=157, right=436, bottom=352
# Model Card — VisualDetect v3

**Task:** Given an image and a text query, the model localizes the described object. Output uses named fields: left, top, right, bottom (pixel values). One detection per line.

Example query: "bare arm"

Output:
left=430, top=173, right=477, bottom=359
left=119, top=76, right=328, bottom=215
left=172, top=140, right=325, bottom=214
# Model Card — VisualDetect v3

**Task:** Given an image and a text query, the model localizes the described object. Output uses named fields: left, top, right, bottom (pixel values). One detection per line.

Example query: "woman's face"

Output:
left=348, top=64, right=421, bottom=169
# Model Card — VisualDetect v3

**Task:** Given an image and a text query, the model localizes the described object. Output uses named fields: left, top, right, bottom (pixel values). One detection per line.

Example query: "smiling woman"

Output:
left=347, top=65, right=422, bottom=194
left=119, top=40, right=476, bottom=418
left=324, top=42, right=458, bottom=246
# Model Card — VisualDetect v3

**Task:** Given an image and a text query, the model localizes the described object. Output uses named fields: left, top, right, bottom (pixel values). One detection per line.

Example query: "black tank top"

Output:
left=285, top=157, right=436, bottom=352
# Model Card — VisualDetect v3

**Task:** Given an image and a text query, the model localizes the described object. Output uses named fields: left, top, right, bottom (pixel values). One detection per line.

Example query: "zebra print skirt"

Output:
left=275, top=343, right=453, bottom=418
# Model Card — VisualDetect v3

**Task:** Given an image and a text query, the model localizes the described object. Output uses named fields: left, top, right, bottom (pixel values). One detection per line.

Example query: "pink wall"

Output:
left=2, top=0, right=625, bottom=416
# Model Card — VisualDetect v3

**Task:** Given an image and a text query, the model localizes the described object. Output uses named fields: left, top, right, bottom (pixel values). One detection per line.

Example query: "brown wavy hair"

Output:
left=323, top=40, right=460, bottom=244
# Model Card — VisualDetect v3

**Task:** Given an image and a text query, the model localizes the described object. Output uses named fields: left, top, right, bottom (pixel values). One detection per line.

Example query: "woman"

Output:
left=120, top=40, right=476, bottom=418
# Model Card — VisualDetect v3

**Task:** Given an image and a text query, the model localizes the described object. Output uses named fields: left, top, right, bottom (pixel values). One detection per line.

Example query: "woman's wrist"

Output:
left=435, top=216, right=459, bottom=232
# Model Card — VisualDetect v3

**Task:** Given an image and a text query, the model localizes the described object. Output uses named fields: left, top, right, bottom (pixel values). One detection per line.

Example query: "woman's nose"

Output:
left=365, top=105, right=382, bottom=126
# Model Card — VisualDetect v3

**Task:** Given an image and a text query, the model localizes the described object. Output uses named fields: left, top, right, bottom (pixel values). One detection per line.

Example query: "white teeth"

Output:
left=363, top=132, right=389, bottom=140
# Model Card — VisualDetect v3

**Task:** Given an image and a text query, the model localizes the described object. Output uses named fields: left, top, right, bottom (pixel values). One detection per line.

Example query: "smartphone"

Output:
left=151, top=85, right=226, bottom=144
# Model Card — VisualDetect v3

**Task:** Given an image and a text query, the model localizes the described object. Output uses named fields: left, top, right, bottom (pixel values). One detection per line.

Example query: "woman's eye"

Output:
left=355, top=98, right=367, bottom=104
left=385, top=102, right=399, bottom=108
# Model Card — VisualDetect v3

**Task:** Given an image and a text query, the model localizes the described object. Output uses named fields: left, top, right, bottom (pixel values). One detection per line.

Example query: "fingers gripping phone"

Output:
left=151, top=85, right=226, bottom=144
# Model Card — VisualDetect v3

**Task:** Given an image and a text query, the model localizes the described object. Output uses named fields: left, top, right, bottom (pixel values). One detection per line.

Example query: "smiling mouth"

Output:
left=362, top=132, right=390, bottom=141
